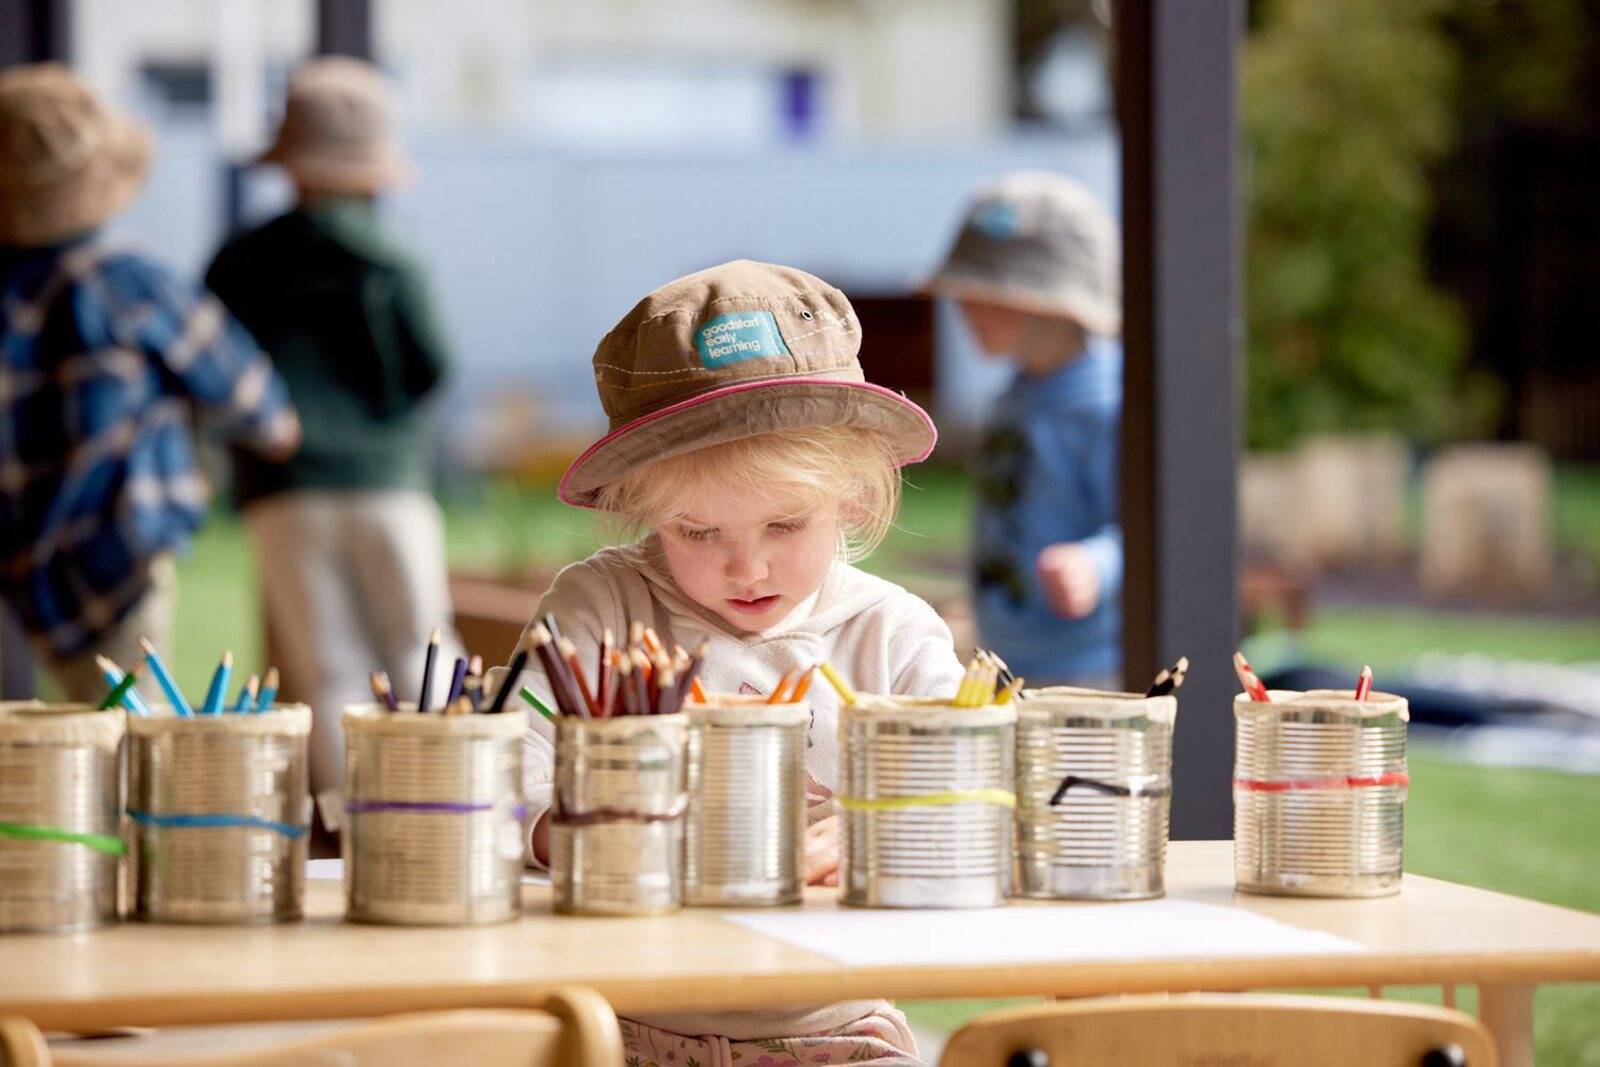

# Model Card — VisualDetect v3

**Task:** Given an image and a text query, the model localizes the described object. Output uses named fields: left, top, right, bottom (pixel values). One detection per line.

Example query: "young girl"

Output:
left=506, top=260, right=964, bottom=1065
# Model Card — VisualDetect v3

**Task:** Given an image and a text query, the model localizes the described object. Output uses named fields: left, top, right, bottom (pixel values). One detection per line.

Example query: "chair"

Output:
left=939, top=993, right=1496, bottom=1067
left=2, top=987, right=622, bottom=1067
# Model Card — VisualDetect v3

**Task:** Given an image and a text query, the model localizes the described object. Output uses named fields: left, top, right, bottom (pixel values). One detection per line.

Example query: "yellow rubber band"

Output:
left=837, top=789, right=1016, bottom=811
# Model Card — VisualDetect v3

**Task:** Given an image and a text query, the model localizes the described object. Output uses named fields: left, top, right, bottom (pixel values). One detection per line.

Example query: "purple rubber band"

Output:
left=346, top=800, right=528, bottom=817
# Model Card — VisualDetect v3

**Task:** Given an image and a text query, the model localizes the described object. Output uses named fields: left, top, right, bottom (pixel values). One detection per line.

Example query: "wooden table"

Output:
left=3, top=842, right=1597, bottom=1067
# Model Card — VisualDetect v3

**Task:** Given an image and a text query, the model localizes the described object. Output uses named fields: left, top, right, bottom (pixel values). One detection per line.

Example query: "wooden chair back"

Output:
left=4, top=987, right=621, bottom=1067
left=940, top=993, right=1496, bottom=1067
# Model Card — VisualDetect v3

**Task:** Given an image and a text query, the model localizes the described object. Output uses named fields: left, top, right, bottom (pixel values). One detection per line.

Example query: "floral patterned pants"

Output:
left=619, top=1006, right=921, bottom=1066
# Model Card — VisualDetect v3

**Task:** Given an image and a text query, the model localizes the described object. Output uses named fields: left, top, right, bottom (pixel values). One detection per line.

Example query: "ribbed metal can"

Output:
left=840, top=697, right=1016, bottom=908
left=1015, top=687, right=1176, bottom=900
left=1234, top=689, right=1408, bottom=898
left=342, top=704, right=525, bottom=925
left=0, top=703, right=126, bottom=933
left=128, top=706, right=311, bottom=923
left=552, top=714, right=687, bottom=916
left=683, top=698, right=808, bottom=907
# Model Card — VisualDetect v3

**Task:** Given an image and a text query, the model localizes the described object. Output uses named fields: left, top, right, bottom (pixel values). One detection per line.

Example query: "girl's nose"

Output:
left=724, top=544, right=769, bottom=584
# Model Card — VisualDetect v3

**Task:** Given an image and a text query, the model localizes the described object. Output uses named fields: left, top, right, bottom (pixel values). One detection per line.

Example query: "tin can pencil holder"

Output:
left=552, top=714, right=687, bottom=916
left=839, top=697, right=1016, bottom=909
left=0, top=703, right=126, bottom=933
left=1234, top=688, right=1408, bottom=898
left=1015, top=687, right=1176, bottom=900
left=128, top=705, right=311, bottom=923
left=683, top=697, right=808, bottom=907
left=342, top=705, right=525, bottom=925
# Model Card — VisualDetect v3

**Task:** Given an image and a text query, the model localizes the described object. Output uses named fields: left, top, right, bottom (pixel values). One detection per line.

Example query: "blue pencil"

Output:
left=231, top=674, right=259, bottom=712
left=444, top=656, right=468, bottom=705
left=201, top=651, right=233, bottom=715
left=254, top=666, right=279, bottom=712
left=140, top=637, right=192, bottom=717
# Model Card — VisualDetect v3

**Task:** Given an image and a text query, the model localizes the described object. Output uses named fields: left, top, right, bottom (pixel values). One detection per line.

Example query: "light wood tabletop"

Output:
left=3, top=841, right=1596, bottom=1066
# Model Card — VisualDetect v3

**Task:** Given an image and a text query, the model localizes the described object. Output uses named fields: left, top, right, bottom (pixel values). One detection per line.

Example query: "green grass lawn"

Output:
left=31, top=466, right=1596, bottom=1063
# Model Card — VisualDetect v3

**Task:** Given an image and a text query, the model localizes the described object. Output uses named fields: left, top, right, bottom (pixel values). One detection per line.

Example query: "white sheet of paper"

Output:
left=725, top=898, right=1359, bottom=966
left=306, top=858, right=550, bottom=886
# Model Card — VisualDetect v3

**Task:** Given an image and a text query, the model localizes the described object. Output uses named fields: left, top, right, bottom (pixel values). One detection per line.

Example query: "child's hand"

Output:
left=804, top=815, right=841, bottom=887
left=1035, top=542, right=1100, bottom=618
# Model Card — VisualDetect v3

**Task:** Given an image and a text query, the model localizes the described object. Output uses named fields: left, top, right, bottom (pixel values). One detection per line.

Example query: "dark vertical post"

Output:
left=0, top=0, right=69, bottom=698
left=1116, top=0, right=1242, bottom=839
left=317, top=0, right=374, bottom=60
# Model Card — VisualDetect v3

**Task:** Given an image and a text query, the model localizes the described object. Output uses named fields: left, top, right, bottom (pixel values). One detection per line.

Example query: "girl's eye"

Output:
left=769, top=518, right=809, bottom=535
left=677, top=526, right=716, bottom=543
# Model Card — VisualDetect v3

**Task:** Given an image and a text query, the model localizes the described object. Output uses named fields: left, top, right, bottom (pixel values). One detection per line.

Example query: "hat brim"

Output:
left=920, top=271, right=1122, bottom=336
left=558, top=377, right=937, bottom=509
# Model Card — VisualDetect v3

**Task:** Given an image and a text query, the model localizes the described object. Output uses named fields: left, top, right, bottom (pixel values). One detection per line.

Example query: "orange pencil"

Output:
left=789, top=665, right=815, bottom=702
left=767, top=669, right=796, bottom=704
left=690, top=677, right=709, bottom=703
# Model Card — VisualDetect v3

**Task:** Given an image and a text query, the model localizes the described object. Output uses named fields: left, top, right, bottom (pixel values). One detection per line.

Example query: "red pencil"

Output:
left=1354, top=664, right=1374, bottom=702
left=1232, top=651, right=1271, bottom=702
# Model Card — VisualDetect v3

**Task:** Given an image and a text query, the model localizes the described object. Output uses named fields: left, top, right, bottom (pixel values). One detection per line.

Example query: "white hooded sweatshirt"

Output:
left=499, top=536, right=965, bottom=1041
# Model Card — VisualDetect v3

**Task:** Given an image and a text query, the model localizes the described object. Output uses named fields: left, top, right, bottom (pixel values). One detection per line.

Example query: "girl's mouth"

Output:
left=726, top=594, right=781, bottom=615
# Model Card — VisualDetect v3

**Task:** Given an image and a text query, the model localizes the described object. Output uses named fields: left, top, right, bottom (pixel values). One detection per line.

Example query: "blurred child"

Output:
left=925, top=172, right=1124, bottom=686
left=206, top=58, right=459, bottom=793
left=505, top=260, right=963, bottom=1064
left=0, top=64, right=299, bottom=700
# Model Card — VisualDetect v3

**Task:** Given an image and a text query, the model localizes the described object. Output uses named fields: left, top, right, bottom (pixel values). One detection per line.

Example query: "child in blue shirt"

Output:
left=925, top=172, right=1124, bottom=684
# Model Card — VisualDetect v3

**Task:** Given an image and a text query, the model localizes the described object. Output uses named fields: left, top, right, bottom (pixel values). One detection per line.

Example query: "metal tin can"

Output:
left=1015, top=687, right=1176, bottom=900
left=1234, top=688, right=1408, bottom=897
left=128, top=706, right=311, bottom=923
left=839, top=697, right=1016, bottom=908
left=0, top=703, right=126, bottom=932
left=342, top=704, right=525, bottom=925
left=683, top=698, right=808, bottom=907
left=552, top=714, right=687, bottom=916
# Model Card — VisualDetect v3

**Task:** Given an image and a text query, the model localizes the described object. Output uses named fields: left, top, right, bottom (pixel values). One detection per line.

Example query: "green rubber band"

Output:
left=0, top=820, right=126, bottom=856
left=837, top=789, right=1017, bottom=811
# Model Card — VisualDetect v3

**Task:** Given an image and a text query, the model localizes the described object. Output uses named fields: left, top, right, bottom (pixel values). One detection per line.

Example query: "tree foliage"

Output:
left=1243, top=0, right=1496, bottom=449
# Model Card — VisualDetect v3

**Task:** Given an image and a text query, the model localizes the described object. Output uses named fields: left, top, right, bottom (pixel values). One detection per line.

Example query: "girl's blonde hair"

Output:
left=593, top=426, right=902, bottom=562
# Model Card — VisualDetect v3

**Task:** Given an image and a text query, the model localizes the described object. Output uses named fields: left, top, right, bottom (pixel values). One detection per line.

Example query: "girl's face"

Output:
left=657, top=488, right=841, bottom=632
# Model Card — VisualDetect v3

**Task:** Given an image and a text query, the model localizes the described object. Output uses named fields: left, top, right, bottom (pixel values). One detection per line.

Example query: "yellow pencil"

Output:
left=818, top=662, right=858, bottom=705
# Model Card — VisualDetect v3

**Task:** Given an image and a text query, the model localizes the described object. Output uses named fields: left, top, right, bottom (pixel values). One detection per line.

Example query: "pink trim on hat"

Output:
left=557, top=376, right=937, bottom=507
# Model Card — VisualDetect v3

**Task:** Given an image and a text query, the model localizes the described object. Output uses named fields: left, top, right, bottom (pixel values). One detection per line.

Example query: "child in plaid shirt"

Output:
left=0, top=65, right=298, bottom=699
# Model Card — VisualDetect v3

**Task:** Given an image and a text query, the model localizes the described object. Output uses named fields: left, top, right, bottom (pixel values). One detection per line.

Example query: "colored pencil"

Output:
left=1354, top=664, right=1374, bottom=702
left=369, top=670, right=398, bottom=712
left=595, top=628, right=614, bottom=717
left=995, top=676, right=1024, bottom=705
left=543, top=612, right=563, bottom=644
left=255, top=666, right=279, bottom=712
left=139, top=637, right=192, bottom=717
left=444, top=657, right=468, bottom=706
left=615, top=651, right=639, bottom=716
left=1232, top=651, right=1270, bottom=702
left=789, top=665, right=815, bottom=702
left=558, top=637, right=601, bottom=717
left=529, top=625, right=584, bottom=717
left=96, top=656, right=146, bottom=712
left=520, top=685, right=558, bottom=723
left=417, top=627, right=441, bottom=713
left=199, top=651, right=233, bottom=715
left=818, top=662, right=858, bottom=705
left=1145, top=655, right=1190, bottom=698
left=690, top=677, right=709, bottom=703
left=489, top=644, right=530, bottom=715
left=231, top=674, right=259, bottom=712
left=767, top=669, right=796, bottom=704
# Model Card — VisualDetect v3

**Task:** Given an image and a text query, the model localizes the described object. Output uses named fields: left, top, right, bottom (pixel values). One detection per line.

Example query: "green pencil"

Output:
left=97, top=658, right=144, bottom=711
left=519, top=686, right=557, bottom=722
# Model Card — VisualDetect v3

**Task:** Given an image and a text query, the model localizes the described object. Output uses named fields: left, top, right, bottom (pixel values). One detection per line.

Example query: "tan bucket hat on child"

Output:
left=261, top=57, right=412, bottom=195
left=923, top=171, right=1121, bottom=335
left=559, top=260, right=937, bottom=508
left=0, top=64, right=151, bottom=248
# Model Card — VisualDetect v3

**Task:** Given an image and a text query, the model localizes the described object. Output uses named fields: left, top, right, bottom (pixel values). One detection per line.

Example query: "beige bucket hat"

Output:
left=261, top=57, right=412, bottom=194
left=923, top=171, right=1121, bottom=335
left=559, top=260, right=937, bottom=508
left=0, top=64, right=151, bottom=248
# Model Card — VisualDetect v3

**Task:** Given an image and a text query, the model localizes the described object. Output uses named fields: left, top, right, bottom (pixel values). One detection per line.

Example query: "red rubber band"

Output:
left=1233, top=771, right=1410, bottom=793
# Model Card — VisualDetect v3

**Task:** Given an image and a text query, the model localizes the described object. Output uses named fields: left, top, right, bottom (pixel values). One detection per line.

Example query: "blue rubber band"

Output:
left=127, top=810, right=308, bottom=839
